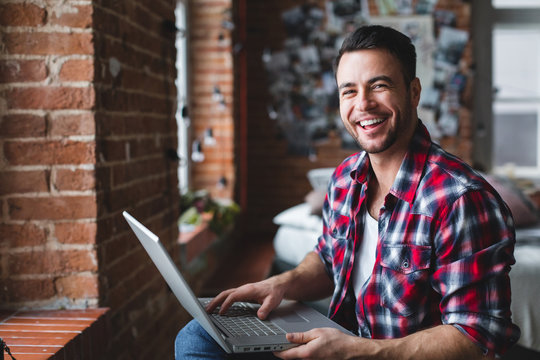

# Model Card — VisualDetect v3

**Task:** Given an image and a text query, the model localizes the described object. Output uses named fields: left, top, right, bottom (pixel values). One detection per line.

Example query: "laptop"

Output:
left=122, top=211, right=353, bottom=353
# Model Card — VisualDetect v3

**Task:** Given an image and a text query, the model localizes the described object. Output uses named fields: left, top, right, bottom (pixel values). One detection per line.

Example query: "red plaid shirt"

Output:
left=315, top=122, right=520, bottom=357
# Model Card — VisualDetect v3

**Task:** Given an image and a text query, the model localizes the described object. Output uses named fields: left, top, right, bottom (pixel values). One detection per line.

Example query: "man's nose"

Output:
left=354, top=91, right=376, bottom=111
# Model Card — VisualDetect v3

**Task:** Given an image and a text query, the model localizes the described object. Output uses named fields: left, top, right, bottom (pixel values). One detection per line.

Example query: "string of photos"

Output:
left=188, top=8, right=234, bottom=191
left=263, top=0, right=471, bottom=159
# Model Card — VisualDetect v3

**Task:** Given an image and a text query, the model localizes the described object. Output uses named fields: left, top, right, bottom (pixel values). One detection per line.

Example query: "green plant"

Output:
left=178, top=190, right=240, bottom=235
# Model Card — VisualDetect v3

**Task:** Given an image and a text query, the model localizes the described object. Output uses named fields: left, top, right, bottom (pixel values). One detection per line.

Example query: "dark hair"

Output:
left=334, top=25, right=417, bottom=84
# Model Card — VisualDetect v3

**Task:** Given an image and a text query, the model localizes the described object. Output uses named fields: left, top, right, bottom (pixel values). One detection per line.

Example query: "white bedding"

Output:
left=511, top=244, right=540, bottom=351
left=273, top=225, right=320, bottom=265
left=273, top=204, right=540, bottom=352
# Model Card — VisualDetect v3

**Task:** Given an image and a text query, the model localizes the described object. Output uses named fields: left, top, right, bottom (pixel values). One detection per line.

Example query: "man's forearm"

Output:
left=354, top=325, right=490, bottom=360
left=277, top=251, right=334, bottom=301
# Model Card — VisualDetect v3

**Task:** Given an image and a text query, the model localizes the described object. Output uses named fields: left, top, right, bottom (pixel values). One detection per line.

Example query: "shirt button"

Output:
left=401, top=259, right=410, bottom=269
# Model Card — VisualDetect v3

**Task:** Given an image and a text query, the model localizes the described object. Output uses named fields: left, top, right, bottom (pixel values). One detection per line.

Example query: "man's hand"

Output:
left=274, top=325, right=490, bottom=360
left=274, top=328, right=361, bottom=360
left=206, top=252, right=334, bottom=320
left=206, top=276, right=287, bottom=319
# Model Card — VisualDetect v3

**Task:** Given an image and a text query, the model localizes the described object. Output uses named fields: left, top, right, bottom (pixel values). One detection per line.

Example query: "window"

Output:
left=472, top=1, right=540, bottom=177
left=493, top=27, right=540, bottom=176
left=175, top=0, right=190, bottom=194
left=493, top=0, right=540, bottom=8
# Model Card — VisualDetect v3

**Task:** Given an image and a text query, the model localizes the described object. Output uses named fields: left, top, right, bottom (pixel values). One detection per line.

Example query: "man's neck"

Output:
left=366, top=153, right=403, bottom=220
left=369, top=151, right=404, bottom=195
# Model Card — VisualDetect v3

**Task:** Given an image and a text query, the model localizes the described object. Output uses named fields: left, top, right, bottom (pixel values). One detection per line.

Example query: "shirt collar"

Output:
left=349, top=121, right=431, bottom=205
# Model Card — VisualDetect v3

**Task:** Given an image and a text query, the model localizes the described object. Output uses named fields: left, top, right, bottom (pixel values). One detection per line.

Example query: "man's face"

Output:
left=336, top=49, right=420, bottom=155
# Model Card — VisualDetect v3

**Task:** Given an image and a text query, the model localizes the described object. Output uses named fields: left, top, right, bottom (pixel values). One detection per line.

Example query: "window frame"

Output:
left=175, top=0, right=190, bottom=194
left=472, top=1, right=540, bottom=176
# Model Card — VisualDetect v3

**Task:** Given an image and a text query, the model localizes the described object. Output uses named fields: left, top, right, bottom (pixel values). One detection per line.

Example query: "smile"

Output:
left=359, top=118, right=385, bottom=129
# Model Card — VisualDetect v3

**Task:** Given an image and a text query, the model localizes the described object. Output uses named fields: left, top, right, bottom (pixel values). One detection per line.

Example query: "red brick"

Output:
left=48, top=5, right=93, bottom=28
left=0, top=3, right=46, bottom=27
left=0, top=170, right=50, bottom=195
left=3, top=32, right=93, bottom=56
left=9, top=249, right=97, bottom=275
left=59, top=59, right=94, bottom=82
left=54, top=168, right=95, bottom=191
left=111, top=159, right=163, bottom=186
left=4, top=140, right=95, bottom=166
left=0, top=223, right=48, bottom=247
left=54, top=275, right=98, bottom=298
left=4, top=279, right=56, bottom=302
left=6, top=87, right=95, bottom=110
left=0, top=114, right=46, bottom=138
left=0, top=60, right=48, bottom=83
left=49, top=113, right=95, bottom=136
left=55, top=222, right=96, bottom=244
left=8, top=196, right=97, bottom=220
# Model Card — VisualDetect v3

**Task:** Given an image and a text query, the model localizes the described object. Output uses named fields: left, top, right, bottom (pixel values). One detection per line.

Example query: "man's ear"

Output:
left=409, top=77, right=421, bottom=107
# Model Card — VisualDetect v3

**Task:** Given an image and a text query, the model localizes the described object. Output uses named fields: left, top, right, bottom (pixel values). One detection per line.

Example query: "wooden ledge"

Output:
left=0, top=308, right=109, bottom=359
left=178, top=214, right=219, bottom=265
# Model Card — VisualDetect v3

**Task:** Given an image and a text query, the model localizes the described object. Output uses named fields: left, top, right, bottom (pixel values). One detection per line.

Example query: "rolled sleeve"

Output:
left=433, top=189, right=521, bottom=356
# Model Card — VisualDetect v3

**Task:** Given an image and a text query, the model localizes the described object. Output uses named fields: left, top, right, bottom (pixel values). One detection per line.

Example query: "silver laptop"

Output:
left=122, top=211, right=352, bottom=353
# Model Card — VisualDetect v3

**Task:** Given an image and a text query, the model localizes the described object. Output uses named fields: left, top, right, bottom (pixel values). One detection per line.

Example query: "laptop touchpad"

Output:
left=282, top=312, right=308, bottom=323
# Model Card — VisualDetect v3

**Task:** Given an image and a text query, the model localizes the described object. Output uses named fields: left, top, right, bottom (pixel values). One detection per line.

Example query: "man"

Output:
left=175, top=25, right=520, bottom=359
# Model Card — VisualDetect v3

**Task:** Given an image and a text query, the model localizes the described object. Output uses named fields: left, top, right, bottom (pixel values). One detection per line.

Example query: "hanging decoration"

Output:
left=191, top=139, right=204, bottom=162
left=204, top=127, right=217, bottom=146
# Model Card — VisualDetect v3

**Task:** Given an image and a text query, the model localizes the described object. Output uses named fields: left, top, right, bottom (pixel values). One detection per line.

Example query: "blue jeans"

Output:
left=175, top=320, right=280, bottom=360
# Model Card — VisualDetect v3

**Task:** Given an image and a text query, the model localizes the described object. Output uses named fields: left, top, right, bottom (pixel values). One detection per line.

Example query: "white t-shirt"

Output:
left=352, top=210, right=378, bottom=295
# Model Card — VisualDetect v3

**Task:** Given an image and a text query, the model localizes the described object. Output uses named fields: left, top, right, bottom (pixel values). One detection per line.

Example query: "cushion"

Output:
left=273, top=203, right=323, bottom=232
left=484, top=174, right=540, bottom=227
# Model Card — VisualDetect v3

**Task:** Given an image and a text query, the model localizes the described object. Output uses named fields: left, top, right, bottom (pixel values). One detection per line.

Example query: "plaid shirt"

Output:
left=315, top=122, right=520, bottom=357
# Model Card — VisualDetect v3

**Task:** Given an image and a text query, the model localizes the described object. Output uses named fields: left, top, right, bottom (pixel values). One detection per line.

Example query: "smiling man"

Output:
left=175, top=25, right=520, bottom=360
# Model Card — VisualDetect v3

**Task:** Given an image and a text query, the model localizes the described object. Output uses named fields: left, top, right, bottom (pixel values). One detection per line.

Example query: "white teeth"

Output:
left=360, top=118, right=384, bottom=127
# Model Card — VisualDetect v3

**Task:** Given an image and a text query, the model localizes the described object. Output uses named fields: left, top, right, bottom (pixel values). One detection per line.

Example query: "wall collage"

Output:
left=263, top=0, right=470, bottom=158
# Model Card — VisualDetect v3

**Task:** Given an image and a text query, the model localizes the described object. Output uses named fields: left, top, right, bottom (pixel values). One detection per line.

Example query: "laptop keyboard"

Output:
left=207, top=301, right=286, bottom=337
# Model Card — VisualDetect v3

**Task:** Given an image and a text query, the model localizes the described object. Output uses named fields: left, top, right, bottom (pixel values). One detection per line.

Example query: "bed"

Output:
left=272, top=169, right=540, bottom=354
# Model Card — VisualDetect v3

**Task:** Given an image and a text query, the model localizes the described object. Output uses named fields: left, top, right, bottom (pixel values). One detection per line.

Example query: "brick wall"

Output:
left=1, top=0, right=182, bottom=358
left=241, top=0, right=473, bottom=239
left=92, top=0, right=182, bottom=358
left=1, top=0, right=99, bottom=309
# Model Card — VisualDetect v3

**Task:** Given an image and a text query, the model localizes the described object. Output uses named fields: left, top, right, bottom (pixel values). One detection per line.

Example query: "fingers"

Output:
left=256, top=293, right=281, bottom=320
left=286, top=331, right=314, bottom=344
left=273, top=330, right=319, bottom=359
left=206, top=283, right=268, bottom=315
left=219, top=289, right=244, bottom=314
left=205, top=288, right=236, bottom=314
left=205, top=279, right=285, bottom=317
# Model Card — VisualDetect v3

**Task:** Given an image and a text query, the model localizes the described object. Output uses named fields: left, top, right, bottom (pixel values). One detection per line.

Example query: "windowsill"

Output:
left=178, top=213, right=219, bottom=265
left=0, top=308, right=109, bottom=359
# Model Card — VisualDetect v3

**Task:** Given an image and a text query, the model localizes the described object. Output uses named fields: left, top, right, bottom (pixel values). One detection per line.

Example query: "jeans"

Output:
left=175, top=320, right=280, bottom=360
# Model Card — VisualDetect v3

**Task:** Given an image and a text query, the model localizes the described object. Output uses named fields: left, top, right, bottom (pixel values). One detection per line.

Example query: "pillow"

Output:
left=484, top=174, right=540, bottom=227
left=304, top=190, right=326, bottom=216
left=273, top=203, right=323, bottom=232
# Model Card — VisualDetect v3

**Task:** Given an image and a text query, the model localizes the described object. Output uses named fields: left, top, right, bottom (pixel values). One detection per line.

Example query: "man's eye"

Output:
left=373, top=83, right=387, bottom=89
left=341, top=89, right=356, bottom=96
